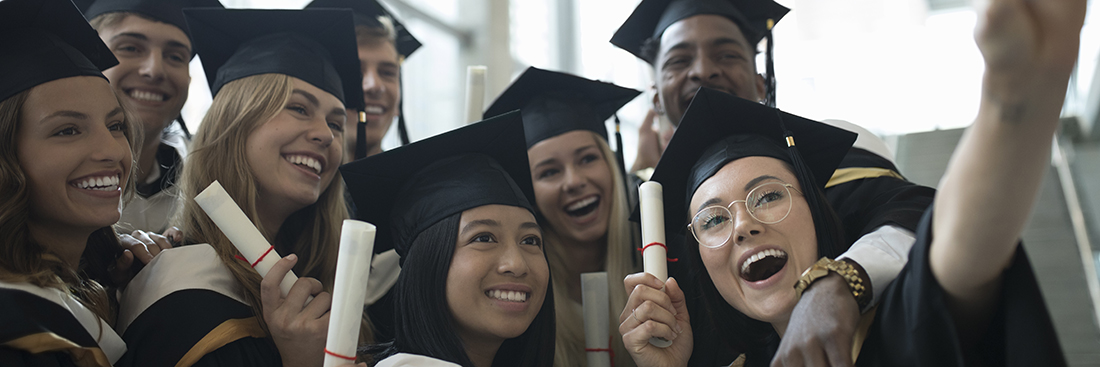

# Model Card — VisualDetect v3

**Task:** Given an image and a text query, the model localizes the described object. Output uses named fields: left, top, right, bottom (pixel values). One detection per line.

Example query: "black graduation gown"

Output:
left=824, top=148, right=935, bottom=238
left=114, top=244, right=282, bottom=367
left=856, top=207, right=1065, bottom=366
left=0, top=282, right=126, bottom=367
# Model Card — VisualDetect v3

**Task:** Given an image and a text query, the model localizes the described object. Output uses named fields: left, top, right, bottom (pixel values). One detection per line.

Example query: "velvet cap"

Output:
left=306, top=0, right=421, bottom=58
left=340, top=111, right=536, bottom=260
left=611, top=0, right=789, bottom=63
left=183, top=8, right=363, bottom=109
left=0, top=0, right=119, bottom=102
left=649, top=87, right=855, bottom=233
left=484, top=67, right=641, bottom=148
left=80, top=0, right=224, bottom=43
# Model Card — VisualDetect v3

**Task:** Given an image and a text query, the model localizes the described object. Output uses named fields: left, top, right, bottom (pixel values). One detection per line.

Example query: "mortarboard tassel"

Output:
left=356, top=110, right=367, bottom=160
left=614, top=113, right=627, bottom=180
left=396, top=70, right=411, bottom=145
left=774, top=110, right=844, bottom=256
left=765, top=19, right=777, bottom=108
left=176, top=115, right=192, bottom=140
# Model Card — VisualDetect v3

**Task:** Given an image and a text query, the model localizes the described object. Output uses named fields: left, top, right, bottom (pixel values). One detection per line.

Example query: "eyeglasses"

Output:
left=688, top=182, right=803, bottom=249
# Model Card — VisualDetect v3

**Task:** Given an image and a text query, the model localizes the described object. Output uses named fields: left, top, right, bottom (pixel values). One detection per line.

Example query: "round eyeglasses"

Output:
left=688, top=182, right=803, bottom=249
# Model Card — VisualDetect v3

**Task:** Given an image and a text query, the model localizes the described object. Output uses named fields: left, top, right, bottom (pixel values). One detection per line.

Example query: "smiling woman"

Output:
left=111, top=8, right=370, bottom=367
left=0, top=0, right=139, bottom=365
left=342, top=111, right=555, bottom=367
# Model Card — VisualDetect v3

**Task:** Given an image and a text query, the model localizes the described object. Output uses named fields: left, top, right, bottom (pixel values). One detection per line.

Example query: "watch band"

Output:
left=794, top=257, right=870, bottom=309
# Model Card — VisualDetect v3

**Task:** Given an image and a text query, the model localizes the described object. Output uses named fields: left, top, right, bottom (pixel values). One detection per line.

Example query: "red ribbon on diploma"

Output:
left=325, top=348, right=356, bottom=361
left=638, top=242, right=678, bottom=262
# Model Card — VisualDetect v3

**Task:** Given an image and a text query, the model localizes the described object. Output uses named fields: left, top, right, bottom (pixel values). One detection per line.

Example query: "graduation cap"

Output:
left=307, top=0, right=421, bottom=152
left=650, top=87, right=854, bottom=250
left=485, top=67, right=640, bottom=148
left=0, top=0, right=119, bottom=102
left=306, top=0, right=421, bottom=58
left=340, top=110, right=535, bottom=260
left=611, top=0, right=789, bottom=106
left=81, top=0, right=225, bottom=42
left=183, top=8, right=363, bottom=111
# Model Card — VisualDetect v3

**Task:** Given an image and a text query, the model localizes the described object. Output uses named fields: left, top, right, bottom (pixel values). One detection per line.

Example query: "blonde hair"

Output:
left=543, top=132, right=638, bottom=367
left=174, top=73, right=372, bottom=342
left=0, top=83, right=140, bottom=327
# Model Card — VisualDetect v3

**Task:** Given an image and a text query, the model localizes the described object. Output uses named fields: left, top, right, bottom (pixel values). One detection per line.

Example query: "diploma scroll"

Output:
left=464, top=65, right=487, bottom=124
left=581, top=272, right=612, bottom=367
left=195, top=181, right=299, bottom=298
left=638, top=181, right=673, bottom=348
left=323, top=220, right=377, bottom=367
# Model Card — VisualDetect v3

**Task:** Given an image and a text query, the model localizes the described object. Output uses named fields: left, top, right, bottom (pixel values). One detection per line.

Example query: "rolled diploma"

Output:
left=638, top=181, right=672, bottom=348
left=195, top=181, right=298, bottom=297
left=323, top=220, right=376, bottom=367
left=581, top=272, right=611, bottom=367
left=464, top=65, right=487, bottom=124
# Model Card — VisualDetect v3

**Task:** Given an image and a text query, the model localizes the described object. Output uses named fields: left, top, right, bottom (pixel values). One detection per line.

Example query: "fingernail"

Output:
left=286, top=254, right=297, bottom=261
left=675, top=323, right=683, bottom=334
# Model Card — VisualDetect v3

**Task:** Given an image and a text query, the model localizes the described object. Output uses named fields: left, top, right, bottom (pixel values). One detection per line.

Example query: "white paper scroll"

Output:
left=581, top=272, right=611, bottom=367
left=464, top=65, right=487, bottom=124
left=638, top=181, right=672, bottom=348
left=323, top=220, right=377, bottom=367
left=195, top=181, right=298, bottom=297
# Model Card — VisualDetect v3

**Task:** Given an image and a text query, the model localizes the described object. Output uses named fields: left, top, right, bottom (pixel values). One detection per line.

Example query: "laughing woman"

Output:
left=618, top=0, right=1084, bottom=363
left=0, top=0, right=137, bottom=365
left=343, top=112, right=555, bottom=367
left=114, top=9, right=370, bottom=367
left=484, top=67, right=640, bottom=367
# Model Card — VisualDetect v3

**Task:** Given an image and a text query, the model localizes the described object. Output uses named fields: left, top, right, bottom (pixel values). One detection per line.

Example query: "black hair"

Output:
left=638, top=23, right=762, bottom=67
left=369, top=212, right=556, bottom=367
left=684, top=164, right=846, bottom=366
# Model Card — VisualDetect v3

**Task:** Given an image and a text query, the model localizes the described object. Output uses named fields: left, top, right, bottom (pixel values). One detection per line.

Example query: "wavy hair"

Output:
left=537, top=133, right=637, bottom=367
left=0, top=83, right=140, bottom=326
left=173, top=73, right=370, bottom=341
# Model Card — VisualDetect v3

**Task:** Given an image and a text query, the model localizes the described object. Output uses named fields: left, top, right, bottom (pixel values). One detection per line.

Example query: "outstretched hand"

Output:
left=975, top=0, right=1086, bottom=107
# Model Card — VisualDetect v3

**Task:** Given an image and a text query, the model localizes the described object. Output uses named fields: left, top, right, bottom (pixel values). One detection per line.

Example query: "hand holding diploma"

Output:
left=638, top=182, right=671, bottom=348
left=262, top=254, right=332, bottom=367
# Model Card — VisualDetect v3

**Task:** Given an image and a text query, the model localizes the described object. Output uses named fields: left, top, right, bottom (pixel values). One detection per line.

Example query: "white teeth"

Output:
left=486, top=289, right=528, bottom=303
left=76, top=175, right=120, bottom=191
left=566, top=196, right=599, bottom=211
left=741, top=249, right=788, bottom=275
left=364, top=105, right=384, bottom=114
left=129, top=90, right=165, bottom=102
left=285, top=155, right=322, bottom=174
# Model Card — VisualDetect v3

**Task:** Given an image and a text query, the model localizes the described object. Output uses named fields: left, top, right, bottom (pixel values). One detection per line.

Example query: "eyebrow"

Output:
left=292, top=89, right=320, bottom=107
left=43, top=106, right=124, bottom=121
left=533, top=144, right=599, bottom=169
left=694, top=174, right=785, bottom=213
left=744, top=175, right=783, bottom=192
left=461, top=219, right=500, bottom=235
left=110, top=32, right=192, bottom=53
left=520, top=222, right=540, bottom=231
left=711, top=37, right=748, bottom=51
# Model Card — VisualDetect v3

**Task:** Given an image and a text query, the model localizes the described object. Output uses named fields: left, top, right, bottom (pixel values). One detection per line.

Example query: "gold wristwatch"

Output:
left=794, top=257, right=870, bottom=310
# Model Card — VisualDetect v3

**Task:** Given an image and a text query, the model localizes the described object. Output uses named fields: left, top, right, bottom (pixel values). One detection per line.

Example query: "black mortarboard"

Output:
left=0, top=0, right=119, bottom=102
left=611, top=0, right=788, bottom=64
left=340, top=111, right=535, bottom=259
left=305, top=0, right=421, bottom=58
left=484, top=67, right=641, bottom=149
left=183, top=8, right=363, bottom=110
left=650, top=87, right=855, bottom=240
left=81, top=0, right=224, bottom=42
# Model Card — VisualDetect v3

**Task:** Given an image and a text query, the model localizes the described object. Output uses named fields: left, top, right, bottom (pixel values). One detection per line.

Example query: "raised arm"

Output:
left=930, top=0, right=1085, bottom=342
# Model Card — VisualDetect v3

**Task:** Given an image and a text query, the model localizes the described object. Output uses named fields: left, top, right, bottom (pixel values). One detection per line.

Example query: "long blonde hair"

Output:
left=174, top=73, right=370, bottom=341
left=0, top=84, right=140, bottom=326
left=543, top=132, right=638, bottom=367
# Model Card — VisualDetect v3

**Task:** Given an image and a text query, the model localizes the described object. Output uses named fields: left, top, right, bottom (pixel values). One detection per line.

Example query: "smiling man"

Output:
left=612, top=0, right=936, bottom=365
left=83, top=0, right=223, bottom=233
left=307, top=0, right=421, bottom=162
